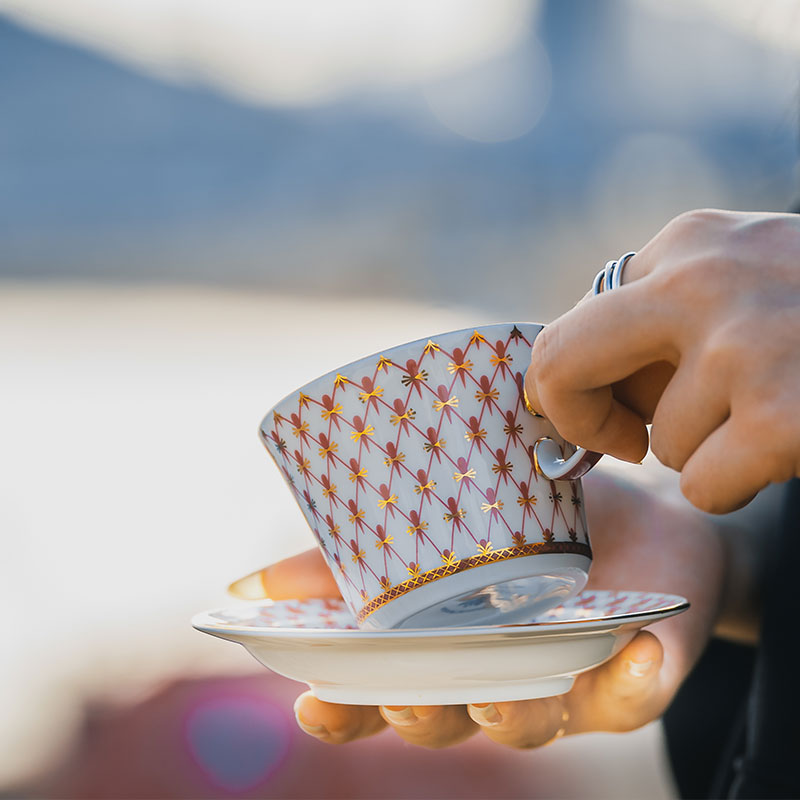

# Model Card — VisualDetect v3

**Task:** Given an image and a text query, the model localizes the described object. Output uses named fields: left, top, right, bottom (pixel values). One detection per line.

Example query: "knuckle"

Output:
left=530, top=325, right=561, bottom=387
left=697, top=322, right=743, bottom=376
left=670, top=208, right=728, bottom=234
left=736, top=390, right=799, bottom=478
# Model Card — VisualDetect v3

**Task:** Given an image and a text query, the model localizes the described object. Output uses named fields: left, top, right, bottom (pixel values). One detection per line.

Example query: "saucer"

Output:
left=193, top=590, right=689, bottom=706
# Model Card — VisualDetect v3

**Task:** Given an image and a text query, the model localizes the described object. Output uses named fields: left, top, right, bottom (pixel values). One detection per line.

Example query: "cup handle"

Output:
left=533, top=437, right=602, bottom=481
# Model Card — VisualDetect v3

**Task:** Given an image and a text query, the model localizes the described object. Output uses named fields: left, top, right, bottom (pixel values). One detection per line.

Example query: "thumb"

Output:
left=227, top=548, right=341, bottom=600
left=566, top=631, right=666, bottom=734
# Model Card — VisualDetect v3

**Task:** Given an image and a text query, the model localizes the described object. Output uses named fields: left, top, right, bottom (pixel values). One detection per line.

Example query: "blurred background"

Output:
left=2, top=0, right=798, bottom=797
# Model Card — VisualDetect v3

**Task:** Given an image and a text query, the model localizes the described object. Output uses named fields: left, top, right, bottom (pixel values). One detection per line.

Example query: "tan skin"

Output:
left=232, top=208, right=794, bottom=748
left=525, top=209, right=800, bottom=513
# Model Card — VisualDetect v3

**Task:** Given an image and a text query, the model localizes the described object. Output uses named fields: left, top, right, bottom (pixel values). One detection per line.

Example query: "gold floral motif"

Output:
left=469, top=330, right=487, bottom=346
left=383, top=451, right=406, bottom=468
left=433, top=395, right=459, bottom=412
left=334, top=373, right=349, bottom=388
left=453, top=467, right=476, bottom=482
left=474, top=387, right=500, bottom=403
left=292, top=421, right=310, bottom=437
left=441, top=550, right=457, bottom=567
left=377, top=493, right=398, bottom=509
left=492, top=459, right=513, bottom=476
left=447, top=359, right=473, bottom=374
left=407, top=520, right=429, bottom=536
left=348, top=466, right=368, bottom=482
left=348, top=508, right=365, bottom=523
left=423, top=438, right=446, bottom=453
left=489, top=353, right=513, bottom=367
left=413, top=480, right=437, bottom=494
left=390, top=408, right=416, bottom=426
left=359, top=385, right=384, bottom=404
left=351, top=549, right=366, bottom=564
left=504, top=421, right=523, bottom=438
left=401, top=370, right=429, bottom=387
left=321, top=403, right=342, bottom=420
left=443, top=507, right=466, bottom=522
left=376, top=356, right=393, bottom=372
left=423, top=340, right=440, bottom=355
left=481, top=499, right=504, bottom=513
left=375, top=534, right=394, bottom=549
left=350, top=424, right=375, bottom=442
left=318, top=441, right=339, bottom=459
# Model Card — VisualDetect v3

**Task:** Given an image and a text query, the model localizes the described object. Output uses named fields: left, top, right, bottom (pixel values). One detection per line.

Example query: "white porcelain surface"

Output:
left=193, top=590, right=689, bottom=705
left=260, top=323, right=592, bottom=629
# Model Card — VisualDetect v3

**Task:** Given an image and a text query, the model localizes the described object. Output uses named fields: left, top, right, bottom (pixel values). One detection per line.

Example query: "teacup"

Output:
left=260, top=323, right=599, bottom=630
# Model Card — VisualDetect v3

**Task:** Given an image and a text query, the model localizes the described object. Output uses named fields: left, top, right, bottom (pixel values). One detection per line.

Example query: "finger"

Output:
left=379, top=705, right=477, bottom=749
left=526, top=284, right=677, bottom=461
left=649, top=356, right=730, bottom=472
left=294, top=692, right=386, bottom=744
left=679, top=420, right=768, bottom=514
left=531, top=378, right=650, bottom=463
left=565, top=630, right=665, bottom=734
left=468, top=695, right=568, bottom=749
left=611, top=360, right=675, bottom=424
left=227, top=548, right=340, bottom=600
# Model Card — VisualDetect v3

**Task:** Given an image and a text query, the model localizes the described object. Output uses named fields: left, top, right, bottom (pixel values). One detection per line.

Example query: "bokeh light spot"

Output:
left=423, top=37, right=551, bottom=143
left=185, top=693, right=291, bottom=792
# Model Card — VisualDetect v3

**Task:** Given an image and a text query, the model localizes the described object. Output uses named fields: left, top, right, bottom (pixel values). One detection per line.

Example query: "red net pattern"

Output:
left=262, top=324, right=590, bottom=623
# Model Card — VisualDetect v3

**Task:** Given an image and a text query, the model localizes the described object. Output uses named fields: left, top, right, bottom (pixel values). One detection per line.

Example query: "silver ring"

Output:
left=591, top=267, right=606, bottom=296
left=609, top=251, right=636, bottom=291
left=592, top=259, right=616, bottom=297
left=603, top=259, right=618, bottom=292
left=591, top=251, right=637, bottom=297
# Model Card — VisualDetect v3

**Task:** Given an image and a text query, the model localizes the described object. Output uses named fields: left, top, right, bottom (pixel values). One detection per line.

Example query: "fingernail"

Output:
left=469, top=703, right=503, bottom=726
left=627, top=659, right=655, bottom=678
left=381, top=706, right=418, bottom=726
left=293, top=696, right=328, bottom=737
left=296, top=717, right=328, bottom=737
left=227, top=568, right=269, bottom=599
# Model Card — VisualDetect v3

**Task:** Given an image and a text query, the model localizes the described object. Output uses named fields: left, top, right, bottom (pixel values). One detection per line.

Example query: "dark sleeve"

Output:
left=663, top=480, right=799, bottom=800
left=729, top=478, right=800, bottom=799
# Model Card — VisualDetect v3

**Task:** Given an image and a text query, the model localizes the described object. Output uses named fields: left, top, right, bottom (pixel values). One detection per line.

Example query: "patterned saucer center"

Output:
left=208, top=590, right=684, bottom=631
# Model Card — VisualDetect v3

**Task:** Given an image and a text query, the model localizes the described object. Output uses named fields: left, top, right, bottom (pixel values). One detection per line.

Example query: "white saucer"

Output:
left=193, top=590, right=689, bottom=706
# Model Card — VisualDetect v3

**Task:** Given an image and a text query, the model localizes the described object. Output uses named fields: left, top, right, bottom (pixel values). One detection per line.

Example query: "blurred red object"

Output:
left=26, top=672, right=557, bottom=799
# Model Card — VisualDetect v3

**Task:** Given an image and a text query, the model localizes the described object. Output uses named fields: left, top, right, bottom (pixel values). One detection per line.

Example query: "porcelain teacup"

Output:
left=260, top=323, right=599, bottom=629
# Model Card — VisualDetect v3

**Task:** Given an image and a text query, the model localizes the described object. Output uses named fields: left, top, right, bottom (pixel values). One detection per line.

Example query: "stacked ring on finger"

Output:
left=592, top=251, right=637, bottom=296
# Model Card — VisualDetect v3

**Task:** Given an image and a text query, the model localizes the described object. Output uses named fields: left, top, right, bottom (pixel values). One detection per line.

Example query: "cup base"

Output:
left=359, top=553, right=590, bottom=630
